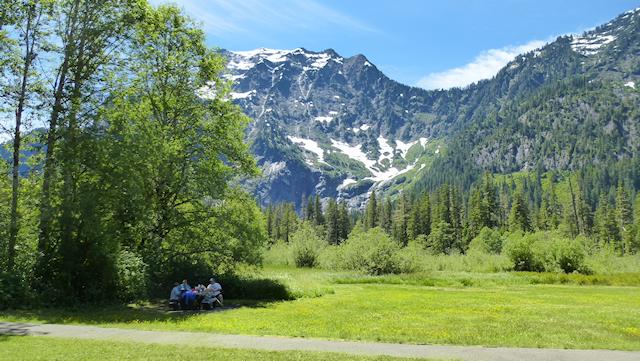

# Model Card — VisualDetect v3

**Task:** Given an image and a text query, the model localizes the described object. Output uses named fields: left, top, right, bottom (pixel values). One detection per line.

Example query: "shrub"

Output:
left=115, top=250, right=148, bottom=302
left=552, top=237, right=589, bottom=274
left=503, top=232, right=542, bottom=272
left=469, top=227, right=503, bottom=254
left=0, top=272, right=32, bottom=309
left=338, top=227, right=406, bottom=275
left=503, top=231, right=590, bottom=274
left=290, top=222, right=326, bottom=268
left=219, top=274, right=294, bottom=301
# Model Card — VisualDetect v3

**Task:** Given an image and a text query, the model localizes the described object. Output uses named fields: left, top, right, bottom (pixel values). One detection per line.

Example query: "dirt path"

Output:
left=1, top=322, right=639, bottom=361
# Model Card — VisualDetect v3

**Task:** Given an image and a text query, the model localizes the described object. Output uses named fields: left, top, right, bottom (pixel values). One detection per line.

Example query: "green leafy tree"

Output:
left=2, top=0, right=51, bottom=272
left=35, top=0, right=146, bottom=299
left=90, top=4, right=261, bottom=293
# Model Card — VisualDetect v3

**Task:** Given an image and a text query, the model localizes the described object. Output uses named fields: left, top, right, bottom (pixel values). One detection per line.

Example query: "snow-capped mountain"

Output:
left=222, top=7, right=640, bottom=210
left=221, top=47, right=454, bottom=208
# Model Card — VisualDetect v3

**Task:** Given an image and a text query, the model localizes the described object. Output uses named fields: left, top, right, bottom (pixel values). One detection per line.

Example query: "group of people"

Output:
left=169, top=278, right=223, bottom=311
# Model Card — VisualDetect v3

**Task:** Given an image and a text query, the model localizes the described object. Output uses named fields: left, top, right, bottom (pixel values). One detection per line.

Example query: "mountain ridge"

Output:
left=222, top=7, right=639, bottom=210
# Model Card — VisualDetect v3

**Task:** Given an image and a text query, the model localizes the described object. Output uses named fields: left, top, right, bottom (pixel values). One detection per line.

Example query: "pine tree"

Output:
left=434, top=184, right=451, bottom=225
left=304, top=195, right=314, bottom=222
left=266, top=205, right=274, bottom=240
left=313, top=195, right=324, bottom=225
left=615, top=183, right=634, bottom=254
left=365, top=191, right=378, bottom=230
left=595, top=194, right=620, bottom=249
left=538, top=180, right=561, bottom=231
left=509, top=186, right=532, bottom=232
left=576, top=183, right=593, bottom=236
left=378, top=197, right=392, bottom=233
left=634, top=193, right=640, bottom=254
left=449, top=187, right=464, bottom=251
left=392, top=194, right=409, bottom=245
left=325, top=199, right=339, bottom=245
left=408, top=193, right=431, bottom=241
left=337, top=201, right=351, bottom=243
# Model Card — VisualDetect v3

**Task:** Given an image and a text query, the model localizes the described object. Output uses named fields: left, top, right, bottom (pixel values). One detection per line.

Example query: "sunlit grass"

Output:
left=2, top=266, right=639, bottom=350
left=0, top=336, right=432, bottom=361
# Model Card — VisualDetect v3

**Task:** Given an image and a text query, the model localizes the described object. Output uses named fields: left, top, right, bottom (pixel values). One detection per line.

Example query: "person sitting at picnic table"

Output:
left=180, top=279, right=196, bottom=309
left=207, top=278, right=223, bottom=306
left=169, top=282, right=182, bottom=310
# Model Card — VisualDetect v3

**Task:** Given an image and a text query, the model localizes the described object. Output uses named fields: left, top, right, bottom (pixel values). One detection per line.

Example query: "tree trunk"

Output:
left=8, top=4, right=35, bottom=272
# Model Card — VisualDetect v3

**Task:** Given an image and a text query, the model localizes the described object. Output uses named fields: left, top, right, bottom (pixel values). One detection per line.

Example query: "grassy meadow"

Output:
left=2, top=265, right=639, bottom=351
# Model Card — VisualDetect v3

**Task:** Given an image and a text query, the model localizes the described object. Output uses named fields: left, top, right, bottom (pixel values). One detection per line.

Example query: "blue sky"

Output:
left=149, top=1, right=637, bottom=88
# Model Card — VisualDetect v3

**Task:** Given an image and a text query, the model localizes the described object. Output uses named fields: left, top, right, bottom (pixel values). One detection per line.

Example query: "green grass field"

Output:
left=2, top=266, right=639, bottom=351
left=0, top=336, right=430, bottom=361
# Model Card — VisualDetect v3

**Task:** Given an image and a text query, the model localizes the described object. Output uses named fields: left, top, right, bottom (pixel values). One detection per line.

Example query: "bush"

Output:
left=469, top=227, right=503, bottom=254
left=115, top=250, right=148, bottom=302
left=290, top=222, right=326, bottom=268
left=553, top=237, right=589, bottom=274
left=503, top=232, right=542, bottom=272
left=0, top=272, right=32, bottom=309
left=503, top=231, right=590, bottom=274
left=338, top=227, right=407, bottom=275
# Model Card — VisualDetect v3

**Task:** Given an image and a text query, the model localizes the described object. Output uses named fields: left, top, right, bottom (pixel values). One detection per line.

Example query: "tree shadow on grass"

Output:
left=0, top=276, right=294, bottom=326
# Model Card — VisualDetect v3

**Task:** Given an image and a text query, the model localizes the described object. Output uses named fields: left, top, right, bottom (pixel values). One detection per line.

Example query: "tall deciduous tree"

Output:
left=4, top=0, right=51, bottom=272
left=36, top=0, right=145, bottom=289
left=102, top=3, right=260, bottom=283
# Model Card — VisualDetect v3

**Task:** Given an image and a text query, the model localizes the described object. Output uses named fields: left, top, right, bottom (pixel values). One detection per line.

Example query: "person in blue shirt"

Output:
left=180, top=279, right=196, bottom=309
left=169, top=282, right=181, bottom=310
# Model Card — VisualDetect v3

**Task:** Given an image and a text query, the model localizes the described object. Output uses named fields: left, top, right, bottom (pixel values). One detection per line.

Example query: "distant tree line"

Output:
left=266, top=166, right=640, bottom=256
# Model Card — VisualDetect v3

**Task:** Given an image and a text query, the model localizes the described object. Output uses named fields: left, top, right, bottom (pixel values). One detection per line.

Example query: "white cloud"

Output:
left=416, top=40, right=548, bottom=90
left=148, top=0, right=377, bottom=38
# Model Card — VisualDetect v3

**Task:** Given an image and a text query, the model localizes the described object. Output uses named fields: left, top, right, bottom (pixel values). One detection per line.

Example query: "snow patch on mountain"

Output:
left=288, top=136, right=325, bottom=163
left=330, top=138, right=420, bottom=184
left=338, top=178, right=357, bottom=190
left=625, top=81, right=635, bottom=89
left=571, top=33, right=616, bottom=55
left=314, top=116, right=334, bottom=123
left=395, top=139, right=419, bottom=158
left=330, top=139, right=375, bottom=170
left=230, top=90, right=256, bottom=99
left=228, top=48, right=343, bottom=72
left=377, top=136, right=394, bottom=163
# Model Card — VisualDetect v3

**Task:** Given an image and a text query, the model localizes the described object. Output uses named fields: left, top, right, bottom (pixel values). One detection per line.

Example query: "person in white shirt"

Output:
left=207, top=278, right=223, bottom=306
